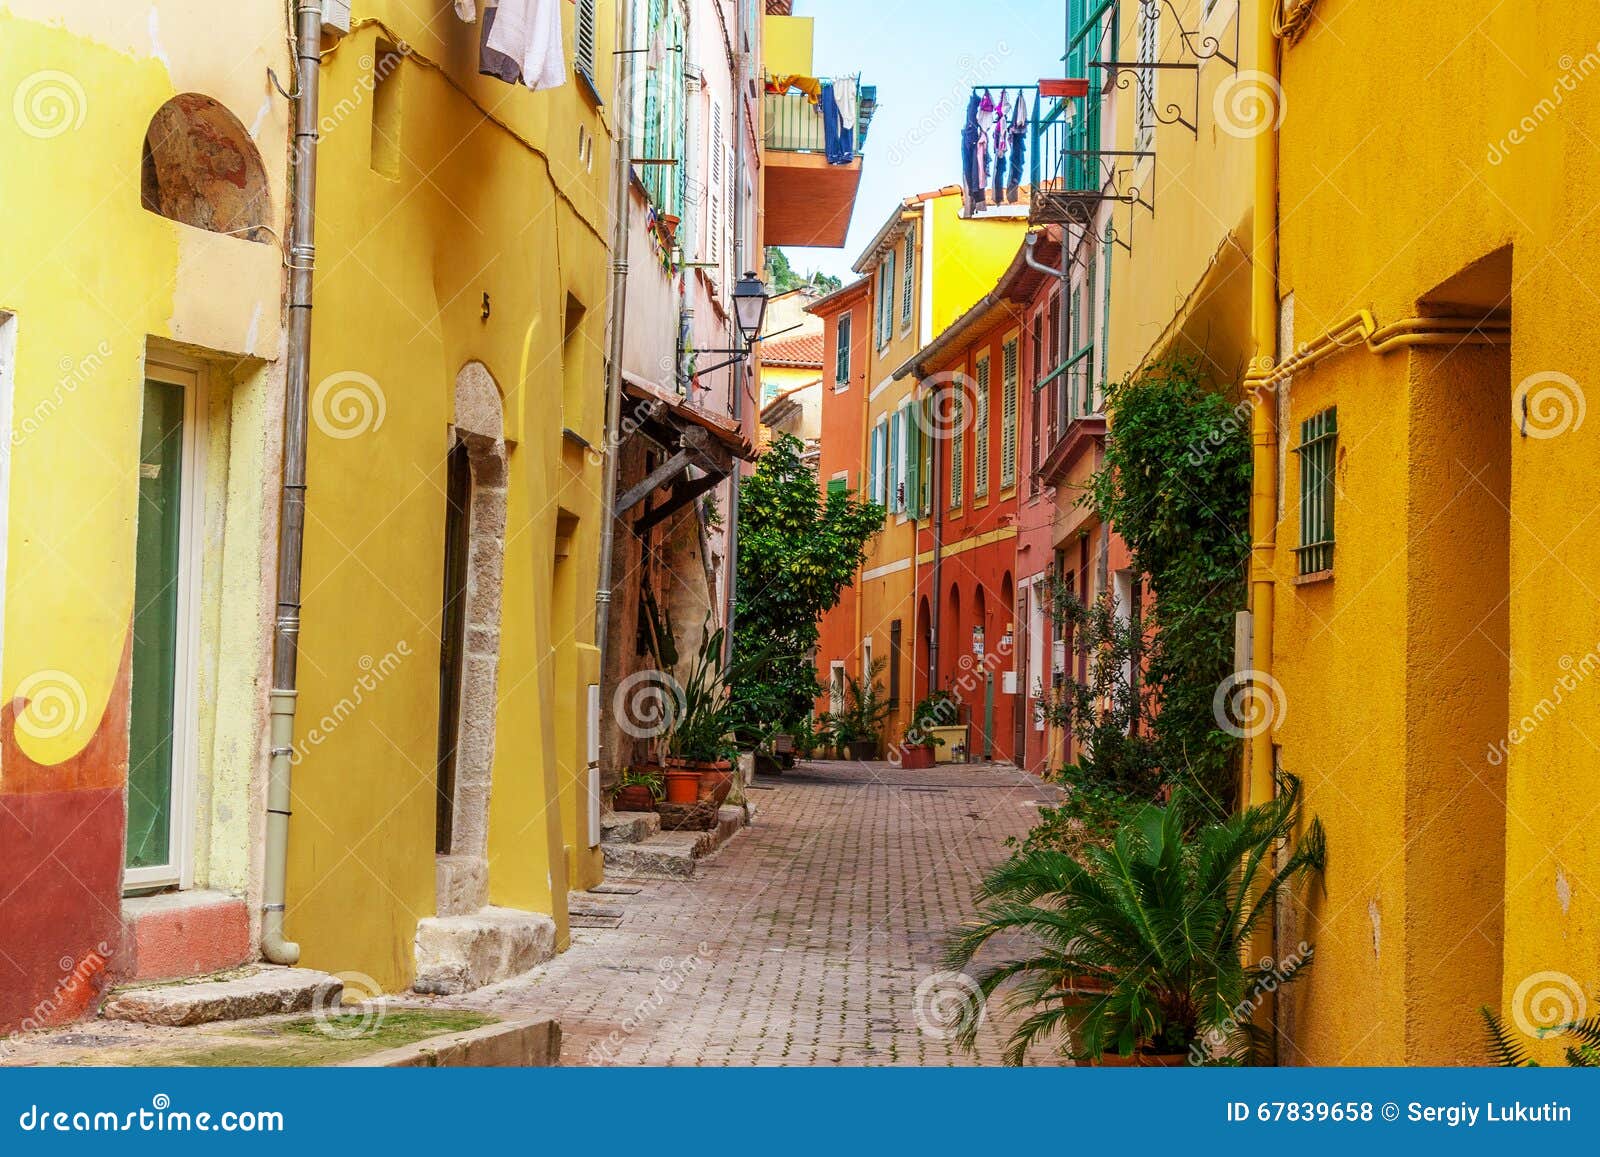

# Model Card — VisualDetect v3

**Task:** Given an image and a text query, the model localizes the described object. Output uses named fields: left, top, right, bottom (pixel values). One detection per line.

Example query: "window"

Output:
left=1295, top=407, right=1337, bottom=575
left=707, top=99, right=725, bottom=287
left=887, top=409, right=902, bottom=514
left=828, top=473, right=849, bottom=498
left=888, top=620, right=903, bottom=709
left=905, top=403, right=922, bottom=519
left=949, top=385, right=965, bottom=508
left=877, top=251, right=897, bottom=348
left=1001, top=336, right=1019, bottom=489
left=635, top=0, right=687, bottom=219
left=835, top=312, right=852, bottom=386
left=973, top=353, right=991, bottom=499
left=1136, top=2, right=1159, bottom=151
left=901, top=228, right=916, bottom=328
left=868, top=419, right=887, bottom=505
left=830, top=661, right=846, bottom=714
left=575, top=0, right=598, bottom=91
left=128, top=359, right=206, bottom=889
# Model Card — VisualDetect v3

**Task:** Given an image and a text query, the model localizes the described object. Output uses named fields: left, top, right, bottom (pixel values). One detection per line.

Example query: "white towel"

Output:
left=456, top=0, right=477, bottom=20
left=486, top=0, right=567, bottom=92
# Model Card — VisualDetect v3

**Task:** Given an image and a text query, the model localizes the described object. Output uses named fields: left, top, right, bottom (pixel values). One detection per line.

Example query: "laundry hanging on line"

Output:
left=766, top=75, right=824, bottom=104
left=460, top=0, right=568, bottom=92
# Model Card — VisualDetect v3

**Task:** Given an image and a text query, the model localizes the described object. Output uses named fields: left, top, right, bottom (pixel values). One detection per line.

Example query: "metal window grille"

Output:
left=1295, top=407, right=1338, bottom=574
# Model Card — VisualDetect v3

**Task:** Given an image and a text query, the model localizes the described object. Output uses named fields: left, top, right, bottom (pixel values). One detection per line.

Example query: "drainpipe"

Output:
left=596, top=0, right=637, bottom=732
left=262, top=0, right=324, bottom=966
left=927, top=373, right=943, bottom=694
left=1244, top=0, right=1281, bottom=813
left=722, top=52, right=748, bottom=666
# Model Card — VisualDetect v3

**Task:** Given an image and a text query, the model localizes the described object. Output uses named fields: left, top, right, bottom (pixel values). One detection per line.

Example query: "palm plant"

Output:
left=822, top=658, right=890, bottom=750
left=944, top=773, right=1325, bottom=1065
left=1482, top=1007, right=1600, bottom=1067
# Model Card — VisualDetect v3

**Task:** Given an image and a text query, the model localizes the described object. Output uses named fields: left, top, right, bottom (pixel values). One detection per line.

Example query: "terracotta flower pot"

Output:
left=899, top=744, right=936, bottom=770
left=1094, top=1051, right=1189, bottom=1068
left=846, top=739, right=878, bottom=761
left=696, top=767, right=734, bottom=806
left=612, top=785, right=657, bottom=812
left=663, top=769, right=699, bottom=804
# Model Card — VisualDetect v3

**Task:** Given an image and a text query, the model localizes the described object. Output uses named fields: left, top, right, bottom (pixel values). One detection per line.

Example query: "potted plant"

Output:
left=611, top=768, right=664, bottom=812
left=944, top=773, right=1326, bottom=1066
left=655, top=620, right=766, bottom=808
left=823, top=659, right=890, bottom=761
left=900, top=691, right=957, bottom=769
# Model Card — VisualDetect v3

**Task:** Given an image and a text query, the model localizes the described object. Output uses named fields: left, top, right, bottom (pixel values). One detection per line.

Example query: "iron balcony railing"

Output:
left=762, top=74, right=872, bottom=156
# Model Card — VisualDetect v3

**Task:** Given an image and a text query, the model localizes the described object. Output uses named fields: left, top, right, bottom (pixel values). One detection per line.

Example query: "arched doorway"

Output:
left=435, top=361, right=507, bottom=917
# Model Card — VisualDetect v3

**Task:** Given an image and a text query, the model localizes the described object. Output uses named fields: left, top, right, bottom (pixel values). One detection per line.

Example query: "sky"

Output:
left=777, top=0, right=1071, bottom=283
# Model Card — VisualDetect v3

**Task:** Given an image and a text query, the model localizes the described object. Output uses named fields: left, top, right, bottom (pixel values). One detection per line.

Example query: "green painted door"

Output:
left=127, top=379, right=185, bottom=874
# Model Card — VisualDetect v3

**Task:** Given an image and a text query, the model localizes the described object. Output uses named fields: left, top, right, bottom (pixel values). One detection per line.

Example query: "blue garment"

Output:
left=962, top=92, right=985, bottom=209
left=820, top=82, right=853, bottom=165
left=1006, top=125, right=1026, bottom=202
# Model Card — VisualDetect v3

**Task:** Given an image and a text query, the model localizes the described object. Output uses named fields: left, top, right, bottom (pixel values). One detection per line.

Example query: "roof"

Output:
left=621, top=371, right=754, bottom=460
left=891, top=227, right=1064, bottom=381
left=761, top=332, right=825, bottom=368
left=850, top=186, right=964, bottom=274
left=804, top=275, right=871, bottom=314
left=760, top=379, right=823, bottom=423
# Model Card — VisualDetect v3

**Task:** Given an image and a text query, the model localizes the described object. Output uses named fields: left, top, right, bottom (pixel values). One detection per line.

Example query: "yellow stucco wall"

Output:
left=287, top=4, right=614, bottom=988
left=1272, top=1, right=1600, bottom=1064
left=763, top=16, right=814, bottom=79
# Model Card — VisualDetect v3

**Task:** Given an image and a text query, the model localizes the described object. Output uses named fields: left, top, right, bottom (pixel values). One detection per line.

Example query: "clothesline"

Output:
left=961, top=87, right=1031, bottom=214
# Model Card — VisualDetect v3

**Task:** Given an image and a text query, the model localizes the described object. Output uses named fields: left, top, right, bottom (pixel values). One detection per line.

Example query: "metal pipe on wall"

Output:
left=262, top=0, right=324, bottom=966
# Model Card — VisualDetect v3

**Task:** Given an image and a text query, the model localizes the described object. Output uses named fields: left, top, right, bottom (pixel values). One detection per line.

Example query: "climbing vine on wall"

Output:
left=1088, top=356, right=1251, bottom=817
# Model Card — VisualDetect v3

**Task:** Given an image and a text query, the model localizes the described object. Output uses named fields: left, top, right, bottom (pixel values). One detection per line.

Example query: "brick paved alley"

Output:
left=450, top=761, right=1063, bottom=1066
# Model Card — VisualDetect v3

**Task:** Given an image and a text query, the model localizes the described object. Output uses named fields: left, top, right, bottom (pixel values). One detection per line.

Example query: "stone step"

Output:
left=412, top=907, right=557, bottom=996
left=102, top=966, right=340, bottom=1027
left=600, top=810, right=660, bottom=845
left=601, top=804, right=757, bottom=881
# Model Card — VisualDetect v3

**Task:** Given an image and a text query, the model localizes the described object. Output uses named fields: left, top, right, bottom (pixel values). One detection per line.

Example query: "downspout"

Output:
left=596, top=0, right=637, bottom=731
left=722, top=46, right=747, bottom=665
left=262, top=0, right=324, bottom=965
left=1243, top=0, right=1281, bottom=814
left=927, top=372, right=943, bottom=694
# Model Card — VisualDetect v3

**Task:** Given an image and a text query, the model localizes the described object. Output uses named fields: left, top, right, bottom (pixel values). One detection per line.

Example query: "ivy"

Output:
left=1087, top=356, right=1251, bottom=817
left=731, top=434, right=885, bottom=731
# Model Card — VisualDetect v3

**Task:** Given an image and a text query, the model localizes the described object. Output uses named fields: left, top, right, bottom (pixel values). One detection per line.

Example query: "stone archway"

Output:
left=435, top=361, right=507, bottom=918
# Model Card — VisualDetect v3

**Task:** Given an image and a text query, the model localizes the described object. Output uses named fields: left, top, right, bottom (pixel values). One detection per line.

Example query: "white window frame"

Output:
left=125, top=354, right=207, bottom=892
left=829, top=661, right=846, bottom=714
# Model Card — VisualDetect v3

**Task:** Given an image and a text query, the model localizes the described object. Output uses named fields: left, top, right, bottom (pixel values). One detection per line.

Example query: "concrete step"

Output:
left=343, top=1017, right=562, bottom=1068
left=601, top=803, right=757, bottom=881
left=600, top=810, right=661, bottom=845
left=102, top=966, right=340, bottom=1027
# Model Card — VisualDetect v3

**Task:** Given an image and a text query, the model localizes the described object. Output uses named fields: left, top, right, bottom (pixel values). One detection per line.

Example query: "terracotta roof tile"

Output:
left=761, top=332, right=825, bottom=368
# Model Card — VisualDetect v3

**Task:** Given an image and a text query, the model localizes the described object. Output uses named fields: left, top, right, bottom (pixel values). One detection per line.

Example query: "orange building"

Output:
left=809, top=276, right=871, bottom=716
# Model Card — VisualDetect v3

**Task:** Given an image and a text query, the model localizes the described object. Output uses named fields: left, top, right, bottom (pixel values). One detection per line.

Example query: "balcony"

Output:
left=1035, top=347, right=1104, bottom=484
left=762, top=75, right=874, bottom=248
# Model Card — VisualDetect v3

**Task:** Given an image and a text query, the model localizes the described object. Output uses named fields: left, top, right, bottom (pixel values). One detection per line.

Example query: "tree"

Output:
left=764, top=247, right=843, bottom=294
left=731, top=434, right=884, bottom=730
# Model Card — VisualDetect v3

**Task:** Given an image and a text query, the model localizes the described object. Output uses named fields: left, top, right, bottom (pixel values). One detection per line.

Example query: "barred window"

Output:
left=1295, top=408, right=1337, bottom=575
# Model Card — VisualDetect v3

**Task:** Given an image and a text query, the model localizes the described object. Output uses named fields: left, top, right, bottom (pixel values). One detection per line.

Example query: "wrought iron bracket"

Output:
left=1093, top=61, right=1201, bottom=138
left=1138, top=0, right=1240, bottom=70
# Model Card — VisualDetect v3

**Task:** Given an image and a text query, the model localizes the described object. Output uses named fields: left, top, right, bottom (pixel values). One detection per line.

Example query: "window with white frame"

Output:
left=877, top=251, right=896, bottom=348
left=868, top=418, right=887, bottom=505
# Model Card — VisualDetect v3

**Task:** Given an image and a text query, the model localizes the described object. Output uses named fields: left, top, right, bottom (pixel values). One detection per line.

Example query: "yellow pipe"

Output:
left=1247, top=0, right=1281, bottom=814
left=1247, top=312, right=1510, bottom=392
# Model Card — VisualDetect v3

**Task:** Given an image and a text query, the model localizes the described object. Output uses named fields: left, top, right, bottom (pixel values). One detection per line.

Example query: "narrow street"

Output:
left=452, top=762, right=1060, bottom=1066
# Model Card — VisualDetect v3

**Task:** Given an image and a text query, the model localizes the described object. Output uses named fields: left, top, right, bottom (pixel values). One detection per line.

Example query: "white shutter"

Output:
left=1001, top=338, right=1019, bottom=489
left=708, top=100, right=724, bottom=285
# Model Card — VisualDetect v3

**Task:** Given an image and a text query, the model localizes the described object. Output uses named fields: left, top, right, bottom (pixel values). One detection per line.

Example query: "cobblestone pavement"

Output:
left=450, top=760, right=1063, bottom=1066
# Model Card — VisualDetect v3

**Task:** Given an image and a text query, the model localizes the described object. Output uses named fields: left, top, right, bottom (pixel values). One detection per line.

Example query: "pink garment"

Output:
left=485, top=0, right=567, bottom=92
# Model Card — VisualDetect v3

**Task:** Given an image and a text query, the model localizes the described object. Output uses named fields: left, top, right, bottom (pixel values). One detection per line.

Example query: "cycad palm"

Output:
left=945, top=773, right=1325, bottom=1065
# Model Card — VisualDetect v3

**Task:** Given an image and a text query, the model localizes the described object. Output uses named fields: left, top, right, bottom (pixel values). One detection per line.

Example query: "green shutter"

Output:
left=1001, top=337, right=1019, bottom=489
left=973, top=355, right=990, bottom=499
left=905, top=403, right=921, bottom=521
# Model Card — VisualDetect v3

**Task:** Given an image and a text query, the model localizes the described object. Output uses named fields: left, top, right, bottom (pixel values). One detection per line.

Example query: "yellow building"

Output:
left=290, top=1, right=615, bottom=993
left=0, top=0, right=617, bottom=1028
left=1260, top=0, right=1600, bottom=1066
left=843, top=189, right=1025, bottom=746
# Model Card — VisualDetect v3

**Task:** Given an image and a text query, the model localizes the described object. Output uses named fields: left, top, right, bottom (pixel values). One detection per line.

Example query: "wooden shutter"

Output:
left=950, top=386, right=965, bottom=508
left=835, top=313, right=852, bottom=384
left=708, top=100, right=724, bottom=286
left=575, top=0, right=597, bottom=86
left=1001, top=337, right=1019, bottom=489
left=901, top=228, right=915, bottom=327
left=887, top=410, right=901, bottom=513
left=905, top=404, right=921, bottom=520
left=973, top=354, right=990, bottom=498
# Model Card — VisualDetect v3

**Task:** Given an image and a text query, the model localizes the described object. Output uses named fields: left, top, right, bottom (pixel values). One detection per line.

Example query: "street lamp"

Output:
left=732, top=271, right=770, bottom=346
